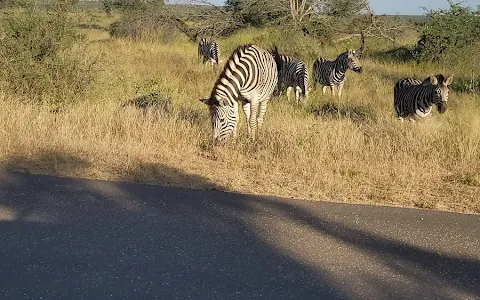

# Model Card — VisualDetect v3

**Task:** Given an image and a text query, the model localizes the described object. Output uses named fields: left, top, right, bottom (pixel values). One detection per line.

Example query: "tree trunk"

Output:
left=359, top=30, right=365, bottom=57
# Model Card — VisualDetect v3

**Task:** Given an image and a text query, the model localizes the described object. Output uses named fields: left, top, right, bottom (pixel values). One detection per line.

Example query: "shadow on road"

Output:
left=0, top=151, right=479, bottom=299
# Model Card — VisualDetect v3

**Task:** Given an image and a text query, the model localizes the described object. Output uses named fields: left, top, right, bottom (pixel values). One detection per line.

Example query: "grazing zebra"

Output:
left=312, top=49, right=363, bottom=97
left=198, top=38, right=220, bottom=66
left=271, top=46, right=309, bottom=104
left=200, top=44, right=278, bottom=143
left=394, top=74, right=453, bottom=121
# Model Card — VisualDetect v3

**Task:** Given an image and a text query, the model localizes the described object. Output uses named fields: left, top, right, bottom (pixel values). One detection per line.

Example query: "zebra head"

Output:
left=346, top=49, right=363, bottom=73
left=429, top=75, right=454, bottom=114
left=200, top=96, right=238, bottom=144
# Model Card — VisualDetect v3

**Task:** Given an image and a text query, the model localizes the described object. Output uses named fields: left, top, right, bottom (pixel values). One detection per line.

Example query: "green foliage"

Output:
left=325, top=0, right=367, bottom=17
left=225, top=0, right=367, bottom=26
left=416, top=2, right=480, bottom=61
left=225, top=0, right=289, bottom=27
left=0, top=1, right=96, bottom=106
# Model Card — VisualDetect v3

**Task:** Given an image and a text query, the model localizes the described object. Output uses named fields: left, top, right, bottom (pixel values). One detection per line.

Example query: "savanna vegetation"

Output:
left=0, top=0, right=479, bottom=213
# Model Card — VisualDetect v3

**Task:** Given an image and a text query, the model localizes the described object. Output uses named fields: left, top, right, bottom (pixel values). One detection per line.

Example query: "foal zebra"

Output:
left=394, top=75, right=453, bottom=121
left=198, top=38, right=220, bottom=66
left=200, top=44, right=278, bottom=143
left=271, top=46, right=309, bottom=104
left=312, top=49, right=363, bottom=97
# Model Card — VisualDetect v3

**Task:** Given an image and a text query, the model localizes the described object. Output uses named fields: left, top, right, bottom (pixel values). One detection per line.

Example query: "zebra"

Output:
left=312, top=49, right=363, bottom=97
left=271, top=46, right=309, bottom=104
left=394, top=74, right=454, bottom=121
left=198, top=38, right=220, bottom=66
left=200, top=44, right=278, bottom=143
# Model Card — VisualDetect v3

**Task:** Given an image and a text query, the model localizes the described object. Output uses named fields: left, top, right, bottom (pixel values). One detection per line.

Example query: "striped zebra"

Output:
left=394, top=74, right=453, bottom=121
left=312, top=49, right=363, bottom=97
left=200, top=44, right=278, bottom=143
left=198, top=38, right=220, bottom=66
left=271, top=46, right=309, bottom=104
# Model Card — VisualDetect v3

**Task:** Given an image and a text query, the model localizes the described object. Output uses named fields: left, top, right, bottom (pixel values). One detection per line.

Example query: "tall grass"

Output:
left=1, top=19, right=479, bottom=214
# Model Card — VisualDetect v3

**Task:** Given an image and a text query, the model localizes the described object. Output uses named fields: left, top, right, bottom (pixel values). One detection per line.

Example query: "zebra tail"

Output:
left=301, top=66, right=308, bottom=96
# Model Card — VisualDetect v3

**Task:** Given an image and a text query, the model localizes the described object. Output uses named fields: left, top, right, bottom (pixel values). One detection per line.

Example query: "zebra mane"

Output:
left=222, top=44, right=253, bottom=67
left=316, top=50, right=354, bottom=64
left=336, top=51, right=349, bottom=61
left=208, top=44, right=254, bottom=103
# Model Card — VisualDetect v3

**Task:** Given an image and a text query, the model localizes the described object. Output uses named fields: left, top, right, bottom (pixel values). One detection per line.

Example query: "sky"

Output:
left=196, top=0, right=480, bottom=15
left=368, top=0, right=479, bottom=15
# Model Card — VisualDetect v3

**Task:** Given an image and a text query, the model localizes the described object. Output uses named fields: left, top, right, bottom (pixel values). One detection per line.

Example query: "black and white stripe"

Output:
left=394, top=75, right=453, bottom=121
left=200, top=44, right=278, bottom=143
left=198, top=38, right=220, bottom=66
left=272, top=46, right=309, bottom=104
left=312, top=49, right=363, bottom=97
left=395, top=74, right=446, bottom=89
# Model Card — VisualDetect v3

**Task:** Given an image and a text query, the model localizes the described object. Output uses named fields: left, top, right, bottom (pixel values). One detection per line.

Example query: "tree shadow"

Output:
left=0, top=151, right=347, bottom=299
left=122, top=92, right=173, bottom=115
left=121, top=92, right=206, bottom=126
left=310, top=102, right=377, bottom=123
left=368, top=46, right=416, bottom=64
left=1, top=150, right=479, bottom=299
left=240, top=198, right=480, bottom=298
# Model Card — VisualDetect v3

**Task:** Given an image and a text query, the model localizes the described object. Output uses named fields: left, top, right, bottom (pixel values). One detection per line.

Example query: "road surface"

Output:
left=1, top=171, right=479, bottom=299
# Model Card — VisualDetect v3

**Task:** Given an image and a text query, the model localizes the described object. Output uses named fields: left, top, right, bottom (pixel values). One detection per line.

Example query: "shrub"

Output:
left=0, top=1, right=96, bottom=106
left=108, top=8, right=180, bottom=42
left=101, top=0, right=163, bottom=14
left=415, top=2, right=480, bottom=61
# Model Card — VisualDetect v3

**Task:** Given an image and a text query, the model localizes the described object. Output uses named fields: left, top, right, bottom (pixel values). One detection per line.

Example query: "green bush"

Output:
left=0, top=1, right=96, bottom=106
left=415, top=2, right=480, bottom=61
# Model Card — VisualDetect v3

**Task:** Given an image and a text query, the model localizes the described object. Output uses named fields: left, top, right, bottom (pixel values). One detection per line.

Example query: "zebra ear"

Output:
left=200, top=98, right=210, bottom=105
left=429, top=75, right=438, bottom=85
left=348, top=49, right=355, bottom=56
left=444, top=75, right=454, bottom=86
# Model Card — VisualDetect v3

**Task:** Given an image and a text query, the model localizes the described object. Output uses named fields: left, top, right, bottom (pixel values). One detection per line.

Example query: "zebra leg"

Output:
left=322, top=86, right=328, bottom=96
left=295, top=86, right=301, bottom=105
left=338, top=82, right=345, bottom=97
left=286, top=86, right=293, bottom=102
left=232, top=104, right=240, bottom=140
left=249, top=101, right=260, bottom=140
left=242, top=101, right=252, bottom=136
left=330, top=85, right=335, bottom=96
left=257, top=101, right=268, bottom=127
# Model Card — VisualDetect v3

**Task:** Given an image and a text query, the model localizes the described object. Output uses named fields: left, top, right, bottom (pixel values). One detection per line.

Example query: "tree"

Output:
left=101, top=0, right=164, bottom=14
left=415, top=2, right=480, bottom=61
left=324, top=0, right=367, bottom=17
left=224, top=0, right=368, bottom=27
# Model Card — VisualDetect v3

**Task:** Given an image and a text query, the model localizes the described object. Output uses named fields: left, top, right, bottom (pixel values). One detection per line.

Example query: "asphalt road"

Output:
left=1, top=171, right=479, bottom=300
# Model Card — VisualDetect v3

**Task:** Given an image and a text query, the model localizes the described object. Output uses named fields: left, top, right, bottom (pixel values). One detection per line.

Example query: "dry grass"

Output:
left=1, top=20, right=479, bottom=214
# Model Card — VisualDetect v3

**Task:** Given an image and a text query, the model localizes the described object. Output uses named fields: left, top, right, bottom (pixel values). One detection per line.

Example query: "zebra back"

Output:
left=395, top=74, right=446, bottom=90
left=272, top=46, right=309, bottom=98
